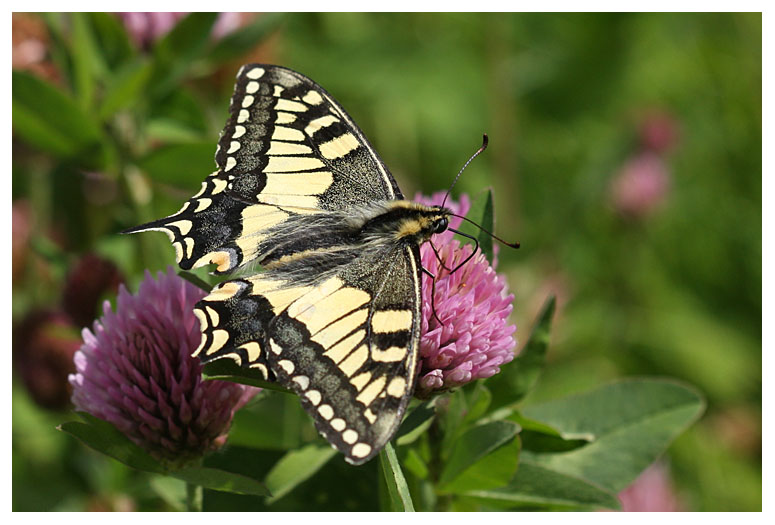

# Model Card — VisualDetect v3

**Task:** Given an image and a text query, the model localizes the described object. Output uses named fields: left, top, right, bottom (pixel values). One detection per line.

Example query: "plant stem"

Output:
left=185, top=482, right=202, bottom=512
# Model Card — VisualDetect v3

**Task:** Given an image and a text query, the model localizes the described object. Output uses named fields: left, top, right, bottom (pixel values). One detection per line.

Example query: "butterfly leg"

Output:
left=421, top=267, right=444, bottom=327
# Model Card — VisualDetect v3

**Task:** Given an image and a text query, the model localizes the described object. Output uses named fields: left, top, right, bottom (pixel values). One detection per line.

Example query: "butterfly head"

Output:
left=385, top=202, right=452, bottom=245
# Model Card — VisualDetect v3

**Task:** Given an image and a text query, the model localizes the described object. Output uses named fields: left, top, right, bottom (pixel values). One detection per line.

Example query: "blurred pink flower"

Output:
left=639, top=110, right=680, bottom=154
left=116, top=12, right=241, bottom=49
left=14, top=310, right=81, bottom=411
left=69, top=268, right=258, bottom=467
left=413, top=192, right=517, bottom=396
left=610, top=152, right=671, bottom=218
left=12, top=13, right=60, bottom=83
left=619, top=461, right=684, bottom=512
left=62, top=253, right=124, bottom=328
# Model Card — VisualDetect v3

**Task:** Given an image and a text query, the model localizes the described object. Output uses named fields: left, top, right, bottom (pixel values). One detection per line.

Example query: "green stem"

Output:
left=427, top=417, right=451, bottom=511
left=185, top=482, right=202, bottom=512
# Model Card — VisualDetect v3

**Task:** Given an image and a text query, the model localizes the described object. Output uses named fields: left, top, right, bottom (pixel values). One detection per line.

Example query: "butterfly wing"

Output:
left=195, top=240, right=422, bottom=464
left=125, top=64, right=402, bottom=274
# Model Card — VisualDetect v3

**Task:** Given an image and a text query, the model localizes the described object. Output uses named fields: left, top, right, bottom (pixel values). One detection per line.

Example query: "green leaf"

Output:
left=457, top=187, right=495, bottom=262
left=439, top=420, right=520, bottom=486
left=12, top=70, right=105, bottom=167
left=227, top=392, right=314, bottom=450
left=518, top=430, right=590, bottom=454
left=395, top=400, right=436, bottom=446
left=487, top=296, right=555, bottom=410
left=149, top=13, right=218, bottom=99
left=204, top=13, right=286, bottom=63
left=475, top=188, right=495, bottom=262
left=178, top=270, right=213, bottom=292
left=439, top=388, right=468, bottom=460
left=58, top=412, right=163, bottom=473
left=171, top=465, right=270, bottom=496
left=264, top=444, right=337, bottom=504
left=463, top=460, right=620, bottom=511
left=70, top=13, right=104, bottom=108
left=148, top=88, right=210, bottom=140
left=401, top=447, right=429, bottom=479
left=462, top=381, right=492, bottom=425
left=379, top=442, right=415, bottom=511
left=137, top=142, right=216, bottom=187
left=202, top=359, right=291, bottom=393
left=87, top=12, right=134, bottom=69
left=439, top=434, right=520, bottom=494
left=149, top=477, right=187, bottom=511
left=521, top=378, right=705, bottom=492
left=98, top=59, right=153, bottom=119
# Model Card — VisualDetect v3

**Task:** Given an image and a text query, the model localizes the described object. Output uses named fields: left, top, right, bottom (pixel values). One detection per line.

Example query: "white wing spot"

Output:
left=225, top=157, right=237, bottom=171
left=238, top=109, right=250, bottom=123
left=246, top=81, right=260, bottom=94
left=305, top=389, right=322, bottom=406
left=342, top=429, right=358, bottom=445
left=194, top=198, right=212, bottom=212
left=318, top=404, right=334, bottom=420
left=232, top=125, right=246, bottom=139
left=278, top=359, right=295, bottom=374
left=183, top=237, right=194, bottom=258
left=292, top=375, right=310, bottom=390
left=351, top=443, right=372, bottom=458
left=269, top=338, right=283, bottom=355
left=387, top=376, right=407, bottom=397
left=330, top=418, right=346, bottom=431
left=302, top=90, right=324, bottom=105
left=246, top=67, right=265, bottom=79
left=228, top=141, right=241, bottom=154
left=242, top=95, right=255, bottom=108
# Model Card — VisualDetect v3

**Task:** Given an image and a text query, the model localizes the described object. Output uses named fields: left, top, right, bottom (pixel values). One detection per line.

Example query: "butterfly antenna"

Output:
left=450, top=213, right=520, bottom=250
left=447, top=228, right=480, bottom=274
left=442, top=134, right=489, bottom=208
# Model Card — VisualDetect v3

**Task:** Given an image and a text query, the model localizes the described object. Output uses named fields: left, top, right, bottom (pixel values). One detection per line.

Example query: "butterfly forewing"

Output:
left=125, top=64, right=400, bottom=274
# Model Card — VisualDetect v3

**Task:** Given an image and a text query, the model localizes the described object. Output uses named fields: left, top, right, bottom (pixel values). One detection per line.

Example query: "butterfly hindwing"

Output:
left=193, top=237, right=423, bottom=464
left=192, top=278, right=279, bottom=380
left=265, top=244, right=422, bottom=464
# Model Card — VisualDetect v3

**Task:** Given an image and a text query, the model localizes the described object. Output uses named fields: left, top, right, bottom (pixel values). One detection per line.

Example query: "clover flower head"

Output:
left=69, top=268, right=257, bottom=466
left=414, top=192, right=517, bottom=396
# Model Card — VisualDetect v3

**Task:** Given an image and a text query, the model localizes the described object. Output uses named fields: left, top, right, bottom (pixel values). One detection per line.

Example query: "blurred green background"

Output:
left=12, top=12, right=761, bottom=510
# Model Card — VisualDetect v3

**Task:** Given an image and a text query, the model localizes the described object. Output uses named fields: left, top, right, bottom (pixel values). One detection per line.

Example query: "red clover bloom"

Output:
left=69, top=268, right=257, bottom=466
left=414, top=192, right=517, bottom=396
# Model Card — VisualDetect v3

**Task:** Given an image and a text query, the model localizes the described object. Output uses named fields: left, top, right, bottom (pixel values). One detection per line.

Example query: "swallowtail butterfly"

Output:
left=126, top=64, right=458, bottom=464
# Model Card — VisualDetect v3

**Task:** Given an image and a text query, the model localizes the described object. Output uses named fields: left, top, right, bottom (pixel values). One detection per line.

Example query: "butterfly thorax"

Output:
left=358, top=200, right=451, bottom=247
